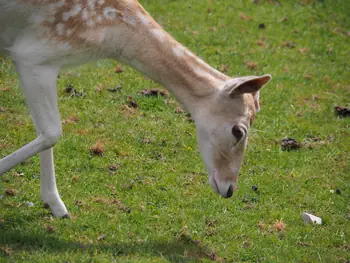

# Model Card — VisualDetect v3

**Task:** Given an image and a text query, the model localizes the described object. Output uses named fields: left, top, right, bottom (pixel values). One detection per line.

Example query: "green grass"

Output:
left=1, top=0, right=349, bottom=262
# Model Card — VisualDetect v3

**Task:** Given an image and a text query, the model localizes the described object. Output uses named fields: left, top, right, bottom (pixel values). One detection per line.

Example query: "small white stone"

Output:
left=301, top=212, right=322, bottom=225
left=330, top=189, right=335, bottom=193
left=24, top=201, right=35, bottom=207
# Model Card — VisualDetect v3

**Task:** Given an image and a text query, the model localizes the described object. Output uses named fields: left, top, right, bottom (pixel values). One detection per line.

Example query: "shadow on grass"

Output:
left=0, top=214, right=224, bottom=262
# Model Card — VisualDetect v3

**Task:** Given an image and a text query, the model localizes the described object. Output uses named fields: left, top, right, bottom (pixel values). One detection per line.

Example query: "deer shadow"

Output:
left=0, top=213, right=223, bottom=263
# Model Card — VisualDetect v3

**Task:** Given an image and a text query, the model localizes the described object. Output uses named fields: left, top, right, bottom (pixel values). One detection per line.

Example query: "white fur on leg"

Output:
left=40, top=148, right=69, bottom=218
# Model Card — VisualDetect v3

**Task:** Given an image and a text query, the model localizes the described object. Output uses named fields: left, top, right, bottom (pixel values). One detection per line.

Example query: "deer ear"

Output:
left=223, top=74, right=271, bottom=96
left=222, top=74, right=271, bottom=112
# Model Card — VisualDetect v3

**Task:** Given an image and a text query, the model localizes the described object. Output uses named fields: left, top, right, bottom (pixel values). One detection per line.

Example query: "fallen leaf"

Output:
left=257, top=221, right=266, bottom=229
left=335, top=106, right=350, bottom=117
left=65, top=84, right=74, bottom=93
left=243, top=241, right=251, bottom=248
left=126, top=96, right=138, bottom=108
left=62, top=115, right=79, bottom=124
left=72, top=176, right=79, bottom=182
left=281, top=41, right=296, bottom=48
left=107, top=86, right=122, bottom=92
left=283, top=66, right=289, bottom=72
left=112, top=199, right=131, bottom=213
left=120, top=105, right=137, bottom=116
left=299, top=48, right=309, bottom=54
left=76, top=129, right=89, bottom=135
left=279, top=17, right=288, bottom=22
left=95, top=84, right=105, bottom=93
left=323, top=76, right=331, bottom=83
left=273, top=219, right=286, bottom=232
left=97, top=234, right=107, bottom=241
left=45, top=225, right=56, bottom=233
left=5, top=189, right=17, bottom=196
left=239, top=12, right=253, bottom=21
left=304, top=74, right=313, bottom=80
left=244, top=61, right=259, bottom=70
left=108, top=164, right=120, bottom=171
left=115, top=66, right=123, bottom=73
left=257, top=39, right=266, bottom=47
left=142, top=138, right=153, bottom=144
left=281, top=138, right=300, bottom=151
left=0, top=246, right=12, bottom=256
left=90, top=140, right=104, bottom=156
left=175, top=107, right=184, bottom=114
left=74, top=199, right=88, bottom=207
left=140, top=88, right=168, bottom=97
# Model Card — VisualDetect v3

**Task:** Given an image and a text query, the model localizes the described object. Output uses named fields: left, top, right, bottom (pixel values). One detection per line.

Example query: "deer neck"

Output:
left=112, top=7, right=229, bottom=113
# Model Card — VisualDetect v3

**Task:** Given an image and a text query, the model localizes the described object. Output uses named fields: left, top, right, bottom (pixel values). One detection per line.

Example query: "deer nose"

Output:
left=224, top=185, right=234, bottom=198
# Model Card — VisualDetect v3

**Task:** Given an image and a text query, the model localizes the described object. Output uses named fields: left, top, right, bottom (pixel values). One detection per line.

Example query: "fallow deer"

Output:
left=0, top=0, right=271, bottom=218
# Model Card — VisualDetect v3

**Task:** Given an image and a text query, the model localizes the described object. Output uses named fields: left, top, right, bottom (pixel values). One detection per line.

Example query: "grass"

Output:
left=0, top=0, right=349, bottom=262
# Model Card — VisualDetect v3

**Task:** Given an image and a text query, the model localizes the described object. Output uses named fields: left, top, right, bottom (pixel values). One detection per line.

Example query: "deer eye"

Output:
left=232, top=125, right=243, bottom=144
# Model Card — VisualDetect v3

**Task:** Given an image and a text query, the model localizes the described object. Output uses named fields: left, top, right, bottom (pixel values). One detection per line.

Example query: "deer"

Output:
left=0, top=0, right=272, bottom=218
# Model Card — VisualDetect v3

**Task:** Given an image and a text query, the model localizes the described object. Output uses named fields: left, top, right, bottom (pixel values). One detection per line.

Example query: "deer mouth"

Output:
left=210, top=169, right=235, bottom=198
left=209, top=175, right=220, bottom=194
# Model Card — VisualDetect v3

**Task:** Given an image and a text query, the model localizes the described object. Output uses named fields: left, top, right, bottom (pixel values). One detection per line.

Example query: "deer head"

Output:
left=193, top=74, right=271, bottom=198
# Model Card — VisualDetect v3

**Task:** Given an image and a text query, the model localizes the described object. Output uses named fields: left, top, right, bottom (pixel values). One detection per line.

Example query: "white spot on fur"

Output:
left=62, top=12, right=70, bottom=21
left=97, top=0, right=105, bottom=5
left=125, top=0, right=134, bottom=7
left=196, top=57, right=206, bottom=66
left=63, top=4, right=82, bottom=21
left=56, top=23, right=64, bottom=35
left=104, top=7, right=118, bottom=20
left=193, top=67, right=212, bottom=80
left=72, top=4, right=82, bottom=14
left=151, top=28, right=166, bottom=42
left=86, top=19, right=96, bottom=27
left=66, top=29, right=73, bottom=36
left=185, top=50, right=195, bottom=57
left=80, top=28, right=107, bottom=44
left=88, top=1, right=95, bottom=10
left=173, top=46, right=185, bottom=57
left=96, top=15, right=103, bottom=23
left=124, top=10, right=137, bottom=26
left=82, top=9, right=89, bottom=21
left=138, top=12, right=151, bottom=25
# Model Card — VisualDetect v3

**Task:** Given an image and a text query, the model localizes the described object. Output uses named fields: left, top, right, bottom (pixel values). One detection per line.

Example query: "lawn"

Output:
left=0, top=0, right=349, bottom=262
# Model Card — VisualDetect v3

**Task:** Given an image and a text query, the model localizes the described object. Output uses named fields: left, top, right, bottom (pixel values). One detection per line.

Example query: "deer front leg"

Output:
left=0, top=62, right=69, bottom=218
